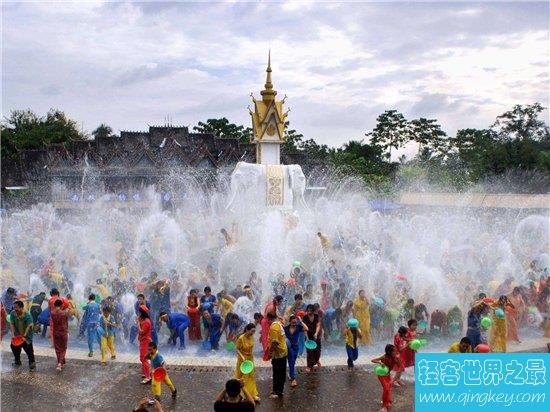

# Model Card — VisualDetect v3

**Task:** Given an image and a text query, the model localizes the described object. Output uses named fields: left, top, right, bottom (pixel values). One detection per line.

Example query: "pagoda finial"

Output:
left=260, top=50, right=277, bottom=101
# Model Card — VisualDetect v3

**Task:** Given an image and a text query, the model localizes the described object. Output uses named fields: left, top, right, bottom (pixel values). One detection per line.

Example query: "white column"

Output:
left=258, top=143, right=280, bottom=165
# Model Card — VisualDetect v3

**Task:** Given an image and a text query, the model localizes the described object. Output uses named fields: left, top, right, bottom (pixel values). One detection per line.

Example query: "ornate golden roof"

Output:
left=249, top=51, right=287, bottom=143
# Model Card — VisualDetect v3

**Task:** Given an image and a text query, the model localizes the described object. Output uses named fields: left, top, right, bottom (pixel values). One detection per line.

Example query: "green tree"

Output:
left=331, top=139, right=393, bottom=177
left=282, top=120, right=304, bottom=152
left=491, top=103, right=549, bottom=141
left=193, top=118, right=253, bottom=144
left=1, top=108, right=84, bottom=159
left=449, top=128, right=496, bottom=180
left=366, top=110, right=408, bottom=158
left=92, top=123, right=113, bottom=139
left=408, top=118, right=447, bottom=156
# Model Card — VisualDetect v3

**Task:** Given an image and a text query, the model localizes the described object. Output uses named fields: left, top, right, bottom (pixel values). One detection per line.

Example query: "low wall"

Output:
left=399, top=193, right=550, bottom=209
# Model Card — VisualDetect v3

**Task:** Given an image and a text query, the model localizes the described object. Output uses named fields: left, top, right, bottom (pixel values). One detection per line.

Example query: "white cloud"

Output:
left=1, top=1, right=548, bottom=148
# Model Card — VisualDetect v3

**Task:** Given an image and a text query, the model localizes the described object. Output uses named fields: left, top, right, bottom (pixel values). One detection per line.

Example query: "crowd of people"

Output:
left=1, top=229, right=549, bottom=411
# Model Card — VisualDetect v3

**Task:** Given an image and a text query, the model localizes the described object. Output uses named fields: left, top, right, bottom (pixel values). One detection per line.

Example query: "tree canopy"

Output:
left=192, top=117, right=253, bottom=144
left=1, top=109, right=86, bottom=159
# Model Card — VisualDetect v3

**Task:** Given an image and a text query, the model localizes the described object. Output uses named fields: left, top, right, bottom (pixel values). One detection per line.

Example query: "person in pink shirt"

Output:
left=137, top=305, right=152, bottom=384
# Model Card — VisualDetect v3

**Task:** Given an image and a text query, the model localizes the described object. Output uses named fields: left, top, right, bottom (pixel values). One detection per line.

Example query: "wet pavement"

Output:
left=1, top=355, right=414, bottom=411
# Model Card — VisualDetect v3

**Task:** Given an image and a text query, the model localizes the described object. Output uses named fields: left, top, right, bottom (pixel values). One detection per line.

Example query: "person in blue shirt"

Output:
left=200, top=286, right=216, bottom=313
left=37, top=307, right=51, bottom=338
left=146, top=341, right=177, bottom=400
left=81, top=293, right=101, bottom=357
left=149, top=281, right=166, bottom=332
left=1, top=287, right=17, bottom=313
left=159, top=284, right=171, bottom=316
left=30, top=292, right=47, bottom=328
left=129, top=294, right=157, bottom=345
left=159, top=311, right=189, bottom=349
left=221, top=312, right=245, bottom=343
left=202, top=309, right=222, bottom=350
left=284, top=314, right=309, bottom=387
left=466, top=300, right=486, bottom=348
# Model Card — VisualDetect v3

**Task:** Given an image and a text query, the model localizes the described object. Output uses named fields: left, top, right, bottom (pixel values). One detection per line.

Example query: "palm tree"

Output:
left=92, top=124, right=113, bottom=139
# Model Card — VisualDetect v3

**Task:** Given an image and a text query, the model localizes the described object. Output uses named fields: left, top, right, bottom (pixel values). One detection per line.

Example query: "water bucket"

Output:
left=347, top=318, right=359, bottom=328
left=495, top=308, right=505, bottom=319
left=296, top=310, right=306, bottom=318
left=240, top=360, right=254, bottom=375
left=202, top=340, right=212, bottom=350
left=305, top=340, right=317, bottom=350
left=374, top=365, right=389, bottom=376
left=225, top=341, right=236, bottom=351
left=476, top=344, right=490, bottom=353
left=480, top=317, right=492, bottom=328
left=11, top=335, right=25, bottom=347
left=418, top=320, right=428, bottom=329
left=153, top=367, right=167, bottom=381
left=409, top=339, right=422, bottom=350
left=96, top=326, right=105, bottom=337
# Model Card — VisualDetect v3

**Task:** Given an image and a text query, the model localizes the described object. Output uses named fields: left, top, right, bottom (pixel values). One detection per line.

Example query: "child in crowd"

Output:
left=372, top=344, right=401, bottom=412
left=344, top=319, right=362, bottom=370
left=147, top=341, right=177, bottom=401
left=100, top=306, right=117, bottom=364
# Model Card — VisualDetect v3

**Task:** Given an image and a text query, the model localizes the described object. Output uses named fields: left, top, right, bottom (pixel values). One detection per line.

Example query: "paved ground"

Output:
left=1, top=355, right=414, bottom=411
left=1, top=333, right=546, bottom=411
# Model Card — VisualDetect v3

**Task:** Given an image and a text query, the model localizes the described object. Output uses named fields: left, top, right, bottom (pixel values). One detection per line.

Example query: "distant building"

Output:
left=1, top=124, right=310, bottom=209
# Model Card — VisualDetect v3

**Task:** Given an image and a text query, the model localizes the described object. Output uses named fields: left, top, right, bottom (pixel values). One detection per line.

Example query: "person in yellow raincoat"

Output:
left=216, top=291, right=234, bottom=320
left=489, top=295, right=515, bottom=353
left=235, top=323, right=260, bottom=402
left=65, top=293, right=80, bottom=323
left=353, top=290, right=372, bottom=345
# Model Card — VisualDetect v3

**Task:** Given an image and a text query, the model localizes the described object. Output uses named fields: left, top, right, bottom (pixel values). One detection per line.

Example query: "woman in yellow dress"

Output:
left=489, top=295, right=515, bottom=353
left=235, top=323, right=259, bottom=402
left=353, top=290, right=372, bottom=345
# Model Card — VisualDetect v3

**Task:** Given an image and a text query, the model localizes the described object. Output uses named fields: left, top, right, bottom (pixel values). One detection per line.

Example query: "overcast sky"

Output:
left=2, top=1, right=548, bottom=149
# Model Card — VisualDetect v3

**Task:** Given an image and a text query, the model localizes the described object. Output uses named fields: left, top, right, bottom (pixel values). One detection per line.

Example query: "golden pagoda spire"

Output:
left=250, top=50, right=287, bottom=165
left=260, top=50, right=277, bottom=102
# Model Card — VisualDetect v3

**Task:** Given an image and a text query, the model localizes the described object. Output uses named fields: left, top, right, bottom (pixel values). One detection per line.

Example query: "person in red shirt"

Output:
left=0, top=302, right=7, bottom=340
left=372, top=344, right=401, bottom=412
left=260, top=295, right=283, bottom=359
left=47, top=288, right=65, bottom=342
left=50, top=299, right=69, bottom=371
left=392, top=326, right=408, bottom=386
left=186, top=289, right=201, bottom=340
left=403, top=319, right=418, bottom=368
left=137, top=305, right=152, bottom=384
